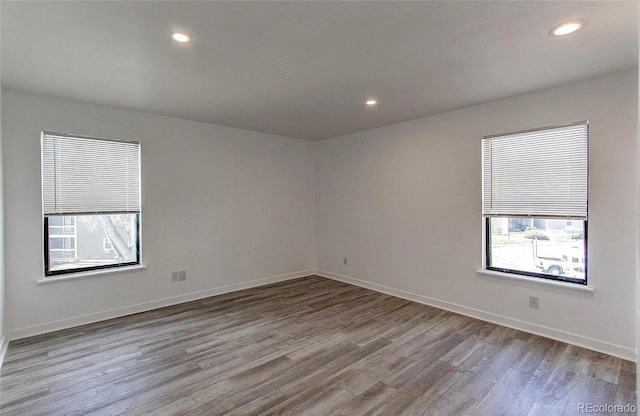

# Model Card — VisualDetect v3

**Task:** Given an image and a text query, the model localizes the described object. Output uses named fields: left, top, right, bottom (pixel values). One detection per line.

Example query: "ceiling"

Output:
left=1, top=1, right=638, bottom=141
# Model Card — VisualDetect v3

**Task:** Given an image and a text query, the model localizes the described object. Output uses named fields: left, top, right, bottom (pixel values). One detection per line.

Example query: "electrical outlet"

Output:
left=171, top=272, right=179, bottom=282
left=179, top=271, right=187, bottom=281
left=343, top=257, right=348, bottom=265
left=529, top=296, right=539, bottom=309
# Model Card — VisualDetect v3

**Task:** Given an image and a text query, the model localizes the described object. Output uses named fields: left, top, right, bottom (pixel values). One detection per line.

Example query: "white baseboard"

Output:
left=0, top=334, right=8, bottom=372
left=315, top=270, right=636, bottom=361
left=7, top=270, right=314, bottom=342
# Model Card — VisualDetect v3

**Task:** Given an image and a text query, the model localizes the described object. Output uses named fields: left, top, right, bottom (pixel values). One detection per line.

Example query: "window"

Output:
left=103, top=238, right=113, bottom=253
left=482, top=122, right=588, bottom=284
left=42, top=132, right=141, bottom=276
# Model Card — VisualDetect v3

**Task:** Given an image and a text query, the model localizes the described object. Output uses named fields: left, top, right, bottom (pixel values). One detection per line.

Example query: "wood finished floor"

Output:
left=0, top=276, right=636, bottom=416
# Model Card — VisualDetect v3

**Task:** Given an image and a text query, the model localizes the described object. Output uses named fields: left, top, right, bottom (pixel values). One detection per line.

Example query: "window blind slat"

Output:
left=42, top=133, right=141, bottom=215
left=482, top=122, right=588, bottom=219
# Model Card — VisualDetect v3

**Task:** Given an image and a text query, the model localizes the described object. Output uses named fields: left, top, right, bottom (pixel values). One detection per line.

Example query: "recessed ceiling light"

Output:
left=172, top=32, right=191, bottom=43
left=366, top=100, right=378, bottom=106
left=550, top=20, right=587, bottom=37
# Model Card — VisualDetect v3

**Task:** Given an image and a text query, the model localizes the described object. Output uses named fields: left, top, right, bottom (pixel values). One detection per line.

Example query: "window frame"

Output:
left=41, top=131, right=142, bottom=277
left=484, top=217, right=588, bottom=285
left=44, top=214, right=141, bottom=277
left=481, top=121, right=589, bottom=285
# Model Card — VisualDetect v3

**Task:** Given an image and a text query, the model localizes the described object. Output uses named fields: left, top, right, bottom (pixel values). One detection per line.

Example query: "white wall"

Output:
left=1, top=89, right=316, bottom=339
left=316, top=70, right=638, bottom=359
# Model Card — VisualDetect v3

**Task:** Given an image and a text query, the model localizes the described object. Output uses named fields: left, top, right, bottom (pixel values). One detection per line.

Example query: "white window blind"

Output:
left=482, top=121, right=588, bottom=219
left=42, top=132, right=141, bottom=215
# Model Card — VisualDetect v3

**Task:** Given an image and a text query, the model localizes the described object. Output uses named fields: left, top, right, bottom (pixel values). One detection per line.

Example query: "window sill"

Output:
left=37, top=265, right=146, bottom=284
left=476, top=269, right=594, bottom=293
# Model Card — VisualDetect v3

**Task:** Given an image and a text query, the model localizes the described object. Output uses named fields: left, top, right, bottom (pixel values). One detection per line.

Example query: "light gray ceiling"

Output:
left=2, top=1, right=638, bottom=141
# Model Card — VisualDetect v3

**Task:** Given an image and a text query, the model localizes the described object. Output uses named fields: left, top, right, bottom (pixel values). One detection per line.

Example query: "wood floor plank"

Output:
left=526, top=346, right=592, bottom=416
left=504, top=393, right=536, bottom=416
left=363, top=359, right=455, bottom=415
left=614, top=386, right=638, bottom=416
left=561, top=373, right=617, bottom=416
left=334, top=381, right=397, bottom=416
left=519, top=339, right=570, bottom=399
left=454, top=336, right=529, bottom=400
left=472, top=367, right=531, bottom=416
left=421, top=389, right=478, bottom=416
left=0, top=275, right=635, bottom=416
